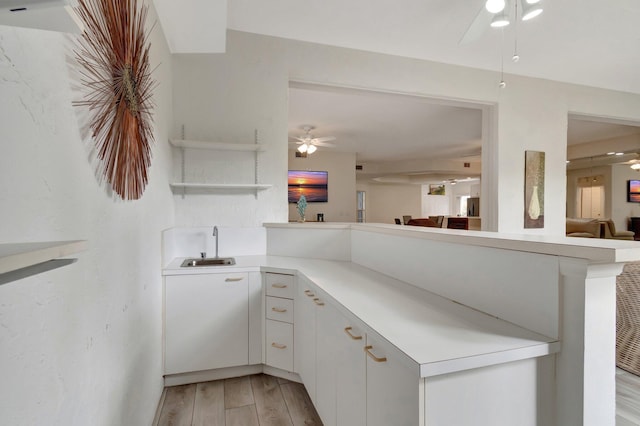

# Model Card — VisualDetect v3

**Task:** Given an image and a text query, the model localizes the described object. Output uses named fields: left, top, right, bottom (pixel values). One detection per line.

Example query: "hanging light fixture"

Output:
left=491, top=12, right=510, bottom=27
left=522, top=0, right=543, bottom=21
left=306, top=144, right=317, bottom=154
left=631, top=163, right=640, bottom=171
left=297, top=143, right=308, bottom=153
left=485, top=0, right=506, bottom=13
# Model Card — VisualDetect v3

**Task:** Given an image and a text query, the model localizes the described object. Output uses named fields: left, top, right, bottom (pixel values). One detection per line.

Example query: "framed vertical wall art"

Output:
left=524, top=150, right=545, bottom=228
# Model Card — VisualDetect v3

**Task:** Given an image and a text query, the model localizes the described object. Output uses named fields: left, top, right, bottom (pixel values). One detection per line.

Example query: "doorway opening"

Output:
left=288, top=81, right=488, bottom=226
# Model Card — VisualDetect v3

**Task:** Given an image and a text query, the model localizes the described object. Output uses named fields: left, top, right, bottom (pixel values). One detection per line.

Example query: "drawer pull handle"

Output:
left=304, top=289, right=315, bottom=297
left=313, top=298, right=325, bottom=306
left=272, top=307, right=287, bottom=313
left=364, top=345, right=387, bottom=363
left=344, top=327, right=363, bottom=340
left=272, top=283, right=288, bottom=289
left=271, top=342, right=287, bottom=350
left=225, top=277, right=244, bottom=282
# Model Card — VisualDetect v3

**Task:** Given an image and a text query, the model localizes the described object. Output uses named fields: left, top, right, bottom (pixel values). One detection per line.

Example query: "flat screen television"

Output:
left=628, top=180, right=640, bottom=203
left=288, top=170, right=328, bottom=203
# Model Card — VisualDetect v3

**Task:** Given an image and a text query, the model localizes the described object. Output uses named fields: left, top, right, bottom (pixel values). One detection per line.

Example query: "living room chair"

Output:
left=603, top=219, right=635, bottom=240
left=429, top=215, right=444, bottom=228
left=394, top=218, right=402, bottom=225
left=402, top=215, right=412, bottom=225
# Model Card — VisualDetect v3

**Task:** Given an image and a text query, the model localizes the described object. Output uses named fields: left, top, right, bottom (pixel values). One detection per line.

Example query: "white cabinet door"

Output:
left=365, top=333, right=420, bottom=426
left=315, top=295, right=342, bottom=426
left=165, top=273, right=249, bottom=375
left=265, top=319, right=294, bottom=371
left=294, top=276, right=317, bottom=402
left=336, top=319, right=366, bottom=426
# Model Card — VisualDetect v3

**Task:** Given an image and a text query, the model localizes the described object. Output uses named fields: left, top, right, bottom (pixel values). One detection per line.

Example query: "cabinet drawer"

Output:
left=265, top=273, right=295, bottom=299
left=266, top=296, right=294, bottom=323
left=266, top=319, right=294, bottom=371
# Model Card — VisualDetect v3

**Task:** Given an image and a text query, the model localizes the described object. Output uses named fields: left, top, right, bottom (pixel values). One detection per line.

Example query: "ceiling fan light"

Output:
left=490, top=13, right=510, bottom=27
left=485, top=0, right=506, bottom=13
left=525, top=0, right=541, bottom=4
left=298, top=143, right=308, bottom=153
left=307, top=144, right=317, bottom=154
left=522, top=3, right=543, bottom=20
left=631, top=163, right=640, bottom=171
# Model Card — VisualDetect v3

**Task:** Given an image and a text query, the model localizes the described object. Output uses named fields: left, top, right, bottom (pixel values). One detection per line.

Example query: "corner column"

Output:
left=558, top=258, right=623, bottom=426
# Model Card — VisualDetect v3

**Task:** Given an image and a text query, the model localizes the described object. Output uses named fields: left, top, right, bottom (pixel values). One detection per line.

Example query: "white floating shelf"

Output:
left=169, top=139, right=265, bottom=151
left=0, top=2, right=83, bottom=33
left=170, top=183, right=272, bottom=191
left=0, top=240, right=87, bottom=285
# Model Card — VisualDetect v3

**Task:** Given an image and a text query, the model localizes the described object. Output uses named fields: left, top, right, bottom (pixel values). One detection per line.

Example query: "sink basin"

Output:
left=181, top=257, right=236, bottom=267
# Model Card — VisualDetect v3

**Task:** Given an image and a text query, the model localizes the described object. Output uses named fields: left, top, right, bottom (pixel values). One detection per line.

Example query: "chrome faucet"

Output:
left=212, top=226, right=219, bottom=258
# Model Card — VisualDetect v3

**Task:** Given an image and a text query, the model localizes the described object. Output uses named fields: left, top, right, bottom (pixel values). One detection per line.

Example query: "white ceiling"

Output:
left=288, top=86, right=483, bottom=164
left=227, top=0, right=640, bottom=95
left=155, top=0, right=640, bottom=94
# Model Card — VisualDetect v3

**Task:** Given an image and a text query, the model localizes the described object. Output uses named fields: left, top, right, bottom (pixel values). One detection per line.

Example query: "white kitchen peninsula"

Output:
left=161, top=223, right=640, bottom=426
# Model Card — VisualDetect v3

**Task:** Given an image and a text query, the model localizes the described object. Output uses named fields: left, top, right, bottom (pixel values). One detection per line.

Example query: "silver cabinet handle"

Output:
left=271, top=342, right=287, bottom=349
left=272, top=283, right=287, bottom=289
left=272, top=307, right=287, bottom=313
left=225, top=277, right=244, bottom=282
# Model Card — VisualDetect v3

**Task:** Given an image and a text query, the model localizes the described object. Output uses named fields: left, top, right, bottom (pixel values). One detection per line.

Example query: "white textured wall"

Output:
left=172, top=30, right=640, bottom=234
left=288, top=149, right=356, bottom=222
left=356, top=182, right=422, bottom=224
left=0, top=7, right=174, bottom=425
left=171, top=34, right=289, bottom=226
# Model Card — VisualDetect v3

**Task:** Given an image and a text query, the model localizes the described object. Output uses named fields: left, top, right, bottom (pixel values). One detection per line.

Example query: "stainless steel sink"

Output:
left=181, top=257, right=236, bottom=267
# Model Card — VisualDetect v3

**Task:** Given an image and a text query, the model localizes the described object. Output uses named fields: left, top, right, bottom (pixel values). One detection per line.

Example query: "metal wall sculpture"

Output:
left=74, top=0, right=155, bottom=200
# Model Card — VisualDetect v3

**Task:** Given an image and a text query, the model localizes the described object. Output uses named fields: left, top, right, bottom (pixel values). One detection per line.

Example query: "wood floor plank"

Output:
left=224, top=375, right=255, bottom=408
left=251, top=374, right=294, bottom=426
left=193, top=381, right=225, bottom=426
left=617, top=368, right=640, bottom=425
left=157, top=384, right=196, bottom=426
left=280, top=382, right=323, bottom=425
left=226, top=404, right=260, bottom=426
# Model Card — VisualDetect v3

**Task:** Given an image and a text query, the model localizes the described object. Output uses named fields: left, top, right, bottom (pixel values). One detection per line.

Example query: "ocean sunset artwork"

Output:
left=288, top=170, right=328, bottom=202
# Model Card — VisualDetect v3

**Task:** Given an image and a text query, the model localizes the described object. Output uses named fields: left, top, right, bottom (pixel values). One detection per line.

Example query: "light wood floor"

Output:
left=154, top=374, right=322, bottom=426
left=618, top=368, right=640, bottom=426
left=155, top=369, right=638, bottom=425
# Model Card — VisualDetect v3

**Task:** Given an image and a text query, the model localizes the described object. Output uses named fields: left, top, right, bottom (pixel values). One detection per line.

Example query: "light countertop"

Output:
left=164, top=255, right=559, bottom=377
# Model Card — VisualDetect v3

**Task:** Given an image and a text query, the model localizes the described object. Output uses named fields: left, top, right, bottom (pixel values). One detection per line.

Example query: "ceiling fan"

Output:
left=290, top=126, right=336, bottom=155
left=459, top=0, right=544, bottom=45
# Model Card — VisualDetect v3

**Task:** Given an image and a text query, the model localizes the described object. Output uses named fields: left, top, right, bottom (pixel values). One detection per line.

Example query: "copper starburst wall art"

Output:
left=74, top=0, right=156, bottom=200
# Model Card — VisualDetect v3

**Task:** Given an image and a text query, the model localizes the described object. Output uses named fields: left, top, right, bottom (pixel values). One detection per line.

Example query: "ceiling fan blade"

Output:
left=314, top=141, right=336, bottom=148
left=289, top=136, right=305, bottom=142
left=312, top=136, right=336, bottom=143
left=459, top=5, right=493, bottom=45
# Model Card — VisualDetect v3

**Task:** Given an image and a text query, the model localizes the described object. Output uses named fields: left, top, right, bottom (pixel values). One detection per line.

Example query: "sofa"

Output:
left=566, top=218, right=601, bottom=238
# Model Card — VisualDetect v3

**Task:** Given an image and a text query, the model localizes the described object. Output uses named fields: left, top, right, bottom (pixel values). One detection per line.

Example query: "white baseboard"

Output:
left=163, top=364, right=301, bottom=387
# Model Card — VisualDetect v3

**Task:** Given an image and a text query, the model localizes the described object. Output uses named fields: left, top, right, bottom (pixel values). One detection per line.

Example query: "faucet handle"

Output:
left=200, top=252, right=206, bottom=259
